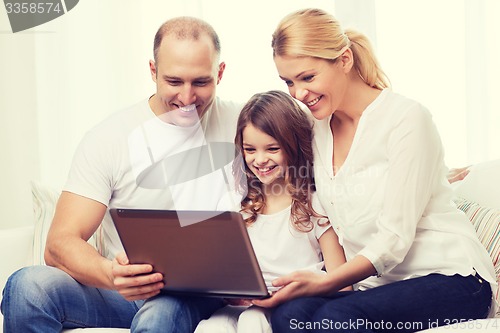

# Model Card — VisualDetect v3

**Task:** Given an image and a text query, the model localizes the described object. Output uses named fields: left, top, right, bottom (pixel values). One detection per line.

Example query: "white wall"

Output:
left=0, top=20, right=39, bottom=229
left=1, top=0, right=498, bottom=229
left=374, top=0, right=500, bottom=166
left=0, top=0, right=335, bottom=229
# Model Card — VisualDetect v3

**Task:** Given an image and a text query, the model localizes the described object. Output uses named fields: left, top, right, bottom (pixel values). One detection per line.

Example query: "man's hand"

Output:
left=111, top=252, right=164, bottom=301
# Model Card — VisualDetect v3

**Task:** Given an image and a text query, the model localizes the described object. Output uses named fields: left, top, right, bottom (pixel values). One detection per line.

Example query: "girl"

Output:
left=195, top=90, right=349, bottom=333
left=253, top=8, right=497, bottom=333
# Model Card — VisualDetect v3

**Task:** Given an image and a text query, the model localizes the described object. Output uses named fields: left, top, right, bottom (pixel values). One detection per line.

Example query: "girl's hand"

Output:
left=252, top=270, right=331, bottom=308
left=224, top=298, right=253, bottom=306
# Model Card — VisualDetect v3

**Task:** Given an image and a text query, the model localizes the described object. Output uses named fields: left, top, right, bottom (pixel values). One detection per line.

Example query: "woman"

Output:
left=253, top=8, right=497, bottom=333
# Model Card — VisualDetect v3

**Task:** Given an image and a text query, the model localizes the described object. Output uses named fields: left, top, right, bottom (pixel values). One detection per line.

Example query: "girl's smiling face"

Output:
left=242, top=123, right=286, bottom=187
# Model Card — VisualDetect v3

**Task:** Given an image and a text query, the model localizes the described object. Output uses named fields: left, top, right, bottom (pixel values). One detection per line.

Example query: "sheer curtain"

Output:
left=213, top=0, right=499, bottom=166
left=1, top=0, right=498, bottom=229
left=372, top=0, right=499, bottom=166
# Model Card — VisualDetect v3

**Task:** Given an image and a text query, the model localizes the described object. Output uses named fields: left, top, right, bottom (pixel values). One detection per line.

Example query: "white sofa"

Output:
left=1, top=160, right=500, bottom=332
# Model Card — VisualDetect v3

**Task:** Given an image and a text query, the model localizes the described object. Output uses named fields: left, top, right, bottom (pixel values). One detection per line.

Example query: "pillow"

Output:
left=31, top=181, right=60, bottom=265
left=31, top=181, right=99, bottom=265
left=454, top=197, right=500, bottom=306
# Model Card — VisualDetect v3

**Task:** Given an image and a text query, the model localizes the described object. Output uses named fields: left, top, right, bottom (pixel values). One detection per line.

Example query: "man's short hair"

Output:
left=153, top=16, right=221, bottom=64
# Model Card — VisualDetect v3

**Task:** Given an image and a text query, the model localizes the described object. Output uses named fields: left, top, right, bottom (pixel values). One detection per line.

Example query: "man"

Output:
left=1, top=16, right=242, bottom=332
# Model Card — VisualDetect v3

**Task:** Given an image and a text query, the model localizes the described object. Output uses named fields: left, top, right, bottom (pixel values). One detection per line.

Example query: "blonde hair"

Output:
left=272, top=8, right=390, bottom=89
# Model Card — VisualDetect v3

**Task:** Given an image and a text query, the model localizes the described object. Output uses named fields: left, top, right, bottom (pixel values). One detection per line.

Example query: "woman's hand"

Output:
left=252, top=270, right=331, bottom=308
left=111, top=252, right=165, bottom=301
left=253, top=256, right=375, bottom=308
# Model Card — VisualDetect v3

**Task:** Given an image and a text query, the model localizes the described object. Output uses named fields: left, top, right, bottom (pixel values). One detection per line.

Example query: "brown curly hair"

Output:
left=233, top=90, right=328, bottom=231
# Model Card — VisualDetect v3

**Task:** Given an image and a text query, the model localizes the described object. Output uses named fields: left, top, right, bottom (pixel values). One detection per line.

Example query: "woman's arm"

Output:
left=354, top=104, right=443, bottom=277
left=253, top=227, right=375, bottom=308
left=253, top=255, right=376, bottom=308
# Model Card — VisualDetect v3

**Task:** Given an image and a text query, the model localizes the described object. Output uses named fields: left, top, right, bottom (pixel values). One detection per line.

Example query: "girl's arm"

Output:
left=318, top=228, right=352, bottom=291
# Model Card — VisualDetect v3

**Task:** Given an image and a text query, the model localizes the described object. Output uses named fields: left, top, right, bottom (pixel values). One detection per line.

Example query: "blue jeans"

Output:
left=271, top=273, right=492, bottom=333
left=1, top=265, right=224, bottom=333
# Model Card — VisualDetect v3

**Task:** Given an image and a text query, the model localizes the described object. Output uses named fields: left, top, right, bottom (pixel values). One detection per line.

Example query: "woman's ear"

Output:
left=340, top=48, right=354, bottom=73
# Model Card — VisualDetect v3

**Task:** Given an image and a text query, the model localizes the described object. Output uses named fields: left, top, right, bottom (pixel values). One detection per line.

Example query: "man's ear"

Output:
left=149, top=60, right=157, bottom=83
left=217, top=62, right=226, bottom=84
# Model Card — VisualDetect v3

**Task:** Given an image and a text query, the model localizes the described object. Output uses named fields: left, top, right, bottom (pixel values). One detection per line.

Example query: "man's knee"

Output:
left=3, top=266, right=71, bottom=304
left=1, top=265, right=74, bottom=325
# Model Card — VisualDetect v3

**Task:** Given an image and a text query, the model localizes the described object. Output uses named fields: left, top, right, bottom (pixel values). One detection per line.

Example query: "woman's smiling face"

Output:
left=274, top=54, right=348, bottom=120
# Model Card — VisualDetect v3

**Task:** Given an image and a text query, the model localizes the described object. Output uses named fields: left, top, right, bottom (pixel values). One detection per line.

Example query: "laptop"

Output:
left=110, top=208, right=270, bottom=299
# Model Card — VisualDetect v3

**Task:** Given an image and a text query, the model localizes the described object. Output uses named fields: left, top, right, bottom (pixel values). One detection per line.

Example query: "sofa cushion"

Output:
left=454, top=197, right=500, bottom=306
left=31, top=181, right=61, bottom=265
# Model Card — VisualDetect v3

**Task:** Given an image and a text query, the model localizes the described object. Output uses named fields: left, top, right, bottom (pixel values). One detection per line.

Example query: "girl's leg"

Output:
left=194, top=305, right=245, bottom=333
left=131, top=293, right=224, bottom=333
left=237, top=306, right=273, bottom=333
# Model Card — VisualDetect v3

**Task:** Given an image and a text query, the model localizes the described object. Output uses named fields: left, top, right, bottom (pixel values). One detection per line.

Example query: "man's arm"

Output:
left=45, top=191, right=164, bottom=300
left=45, top=191, right=111, bottom=287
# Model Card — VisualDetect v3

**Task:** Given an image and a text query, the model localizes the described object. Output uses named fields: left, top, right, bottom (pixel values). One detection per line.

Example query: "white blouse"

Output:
left=311, top=89, right=497, bottom=300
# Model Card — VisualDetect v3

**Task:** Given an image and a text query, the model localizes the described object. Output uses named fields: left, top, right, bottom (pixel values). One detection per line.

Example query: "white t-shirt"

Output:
left=64, top=97, right=243, bottom=259
left=244, top=194, right=331, bottom=291
left=311, top=89, right=497, bottom=300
